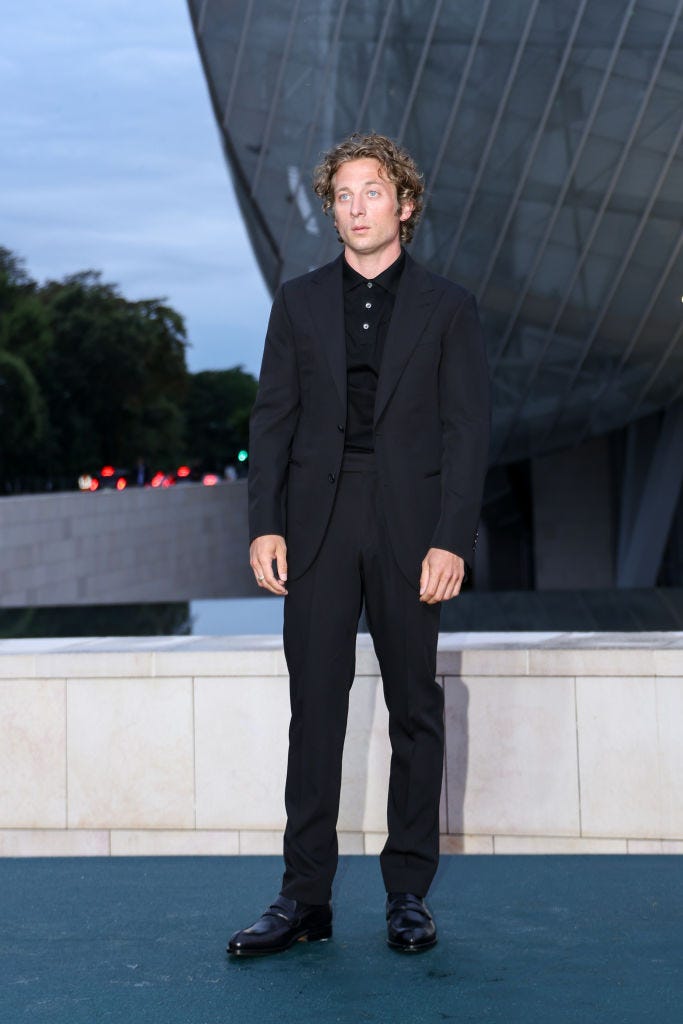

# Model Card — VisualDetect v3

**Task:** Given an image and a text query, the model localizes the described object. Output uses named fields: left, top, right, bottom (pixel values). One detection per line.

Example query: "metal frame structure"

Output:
left=187, top=0, right=683, bottom=580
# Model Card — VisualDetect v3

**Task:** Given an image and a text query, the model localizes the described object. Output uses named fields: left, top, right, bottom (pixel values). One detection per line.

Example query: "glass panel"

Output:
left=190, top=0, right=683, bottom=463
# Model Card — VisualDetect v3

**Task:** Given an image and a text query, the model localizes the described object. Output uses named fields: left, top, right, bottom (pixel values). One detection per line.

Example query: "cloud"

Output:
left=0, top=0, right=271, bottom=376
left=96, top=45, right=198, bottom=85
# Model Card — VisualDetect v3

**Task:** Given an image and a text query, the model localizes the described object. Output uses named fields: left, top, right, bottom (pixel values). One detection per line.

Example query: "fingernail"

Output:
left=281, top=575, right=287, bottom=581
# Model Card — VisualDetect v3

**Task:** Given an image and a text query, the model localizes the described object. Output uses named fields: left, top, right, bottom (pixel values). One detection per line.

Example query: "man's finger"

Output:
left=419, top=560, right=430, bottom=597
left=425, top=570, right=449, bottom=604
left=263, top=557, right=288, bottom=595
left=276, top=547, right=288, bottom=583
left=444, top=569, right=464, bottom=601
left=432, top=572, right=452, bottom=603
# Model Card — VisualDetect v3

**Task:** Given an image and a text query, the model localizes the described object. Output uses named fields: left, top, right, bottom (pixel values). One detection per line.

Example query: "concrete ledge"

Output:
left=1, top=633, right=682, bottom=855
left=0, top=483, right=254, bottom=605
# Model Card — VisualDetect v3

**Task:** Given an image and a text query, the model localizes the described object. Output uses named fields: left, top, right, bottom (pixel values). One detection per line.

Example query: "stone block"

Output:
left=654, top=647, right=683, bottom=675
left=0, top=829, right=109, bottom=856
left=353, top=639, right=381, bottom=675
left=363, top=832, right=389, bottom=854
left=35, top=651, right=154, bottom=679
left=576, top=676, right=662, bottom=838
left=194, top=676, right=290, bottom=830
left=0, top=655, right=35, bottom=679
left=110, top=829, right=240, bottom=855
left=0, top=543, right=34, bottom=571
left=439, top=834, right=494, bottom=853
left=0, top=679, right=66, bottom=827
left=652, top=676, right=683, bottom=837
left=40, top=535, right=80, bottom=562
left=441, top=646, right=529, bottom=676
left=529, top=647, right=656, bottom=677
left=239, top=830, right=284, bottom=854
left=153, top=648, right=283, bottom=678
left=67, top=677, right=194, bottom=828
left=493, top=835, right=627, bottom=853
left=627, top=839, right=683, bottom=853
left=446, top=675, right=580, bottom=837
left=0, top=522, right=37, bottom=547
left=338, top=832, right=365, bottom=854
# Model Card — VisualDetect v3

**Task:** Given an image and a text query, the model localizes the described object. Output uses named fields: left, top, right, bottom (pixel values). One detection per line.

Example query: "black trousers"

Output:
left=281, top=450, right=444, bottom=904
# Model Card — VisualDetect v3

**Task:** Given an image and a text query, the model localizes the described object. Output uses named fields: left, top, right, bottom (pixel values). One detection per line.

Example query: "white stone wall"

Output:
left=0, top=483, right=254, bottom=606
left=1, top=633, right=682, bottom=855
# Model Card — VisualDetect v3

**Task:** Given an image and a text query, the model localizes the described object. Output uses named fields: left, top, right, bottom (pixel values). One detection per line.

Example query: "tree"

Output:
left=0, top=249, right=50, bottom=487
left=185, top=367, right=257, bottom=473
left=0, top=246, right=33, bottom=300
left=39, top=271, right=189, bottom=475
left=0, top=246, right=259, bottom=491
left=0, top=350, right=47, bottom=486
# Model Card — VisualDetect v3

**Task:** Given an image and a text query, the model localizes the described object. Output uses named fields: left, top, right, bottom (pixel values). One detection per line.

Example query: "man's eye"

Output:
left=368, top=190, right=379, bottom=197
left=338, top=193, right=350, bottom=201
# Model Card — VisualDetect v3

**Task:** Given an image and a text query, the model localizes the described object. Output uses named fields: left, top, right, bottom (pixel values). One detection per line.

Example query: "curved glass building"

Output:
left=188, top=0, right=683, bottom=591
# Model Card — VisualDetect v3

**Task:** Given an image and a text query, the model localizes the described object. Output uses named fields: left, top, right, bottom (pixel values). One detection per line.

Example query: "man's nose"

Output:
left=351, top=197, right=365, bottom=217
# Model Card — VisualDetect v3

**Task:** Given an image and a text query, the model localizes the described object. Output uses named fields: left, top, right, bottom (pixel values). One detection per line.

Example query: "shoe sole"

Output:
left=227, top=925, right=333, bottom=957
left=387, top=935, right=438, bottom=952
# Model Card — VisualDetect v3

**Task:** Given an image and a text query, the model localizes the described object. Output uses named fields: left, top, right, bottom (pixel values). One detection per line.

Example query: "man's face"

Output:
left=332, top=157, right=413, bottom=258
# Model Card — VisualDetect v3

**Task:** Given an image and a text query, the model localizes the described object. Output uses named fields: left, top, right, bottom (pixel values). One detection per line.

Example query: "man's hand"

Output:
left=419, top=547, right=465, bottom=604
left=250, top=535, right=288, bottom=595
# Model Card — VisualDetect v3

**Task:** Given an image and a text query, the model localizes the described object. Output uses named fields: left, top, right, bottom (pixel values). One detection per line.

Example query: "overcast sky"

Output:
left=1, top=0, right=271, bottom=376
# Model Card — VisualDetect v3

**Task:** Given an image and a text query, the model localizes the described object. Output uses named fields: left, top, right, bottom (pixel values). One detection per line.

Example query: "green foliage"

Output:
left=0, top=350, right=47, bottom=481
left=0, top=246, right=258, bottom=492
left=0, top=246, right=33, bottom=299
left=185, top=368, right=257, bottom=472
left=39, top=271, right=189, bottom=474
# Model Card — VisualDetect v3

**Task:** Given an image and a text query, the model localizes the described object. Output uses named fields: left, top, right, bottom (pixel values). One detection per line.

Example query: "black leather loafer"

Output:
left=227, top=894, right=333, bottom=957
left=386, top=892, right=437, bottom=952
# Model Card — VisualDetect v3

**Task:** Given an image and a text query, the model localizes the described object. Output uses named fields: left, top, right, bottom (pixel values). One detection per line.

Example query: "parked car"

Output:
left=78, top=464, right=221, bottom=492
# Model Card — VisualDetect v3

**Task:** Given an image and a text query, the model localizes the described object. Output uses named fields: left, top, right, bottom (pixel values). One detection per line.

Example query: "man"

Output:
left=228, top=133, right=490, bottom=956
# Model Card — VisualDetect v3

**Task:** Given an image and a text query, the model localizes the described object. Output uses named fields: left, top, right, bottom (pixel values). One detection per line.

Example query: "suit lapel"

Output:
left=373, top=252, right=438, bottom=427
left=306, top=251, right=440, bottom=427
left=307, top=254, right=347, bottom=414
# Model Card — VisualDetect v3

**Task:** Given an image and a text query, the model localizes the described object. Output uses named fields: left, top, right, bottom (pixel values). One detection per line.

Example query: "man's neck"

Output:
left=343, top=241, right=402, bottom=280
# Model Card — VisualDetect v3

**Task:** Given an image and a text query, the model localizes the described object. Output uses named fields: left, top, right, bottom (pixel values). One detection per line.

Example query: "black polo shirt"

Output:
left=342, top=249, right=405, bottom=453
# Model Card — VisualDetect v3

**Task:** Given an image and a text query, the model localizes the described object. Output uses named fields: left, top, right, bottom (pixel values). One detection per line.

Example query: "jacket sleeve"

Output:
left=247, top=285, right=301, bottom=543
left=428, top=292, right=491, bottom=566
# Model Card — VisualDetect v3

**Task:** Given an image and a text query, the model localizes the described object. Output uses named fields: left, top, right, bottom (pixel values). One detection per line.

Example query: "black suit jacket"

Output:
left=248, top=250, right=490, bottom=588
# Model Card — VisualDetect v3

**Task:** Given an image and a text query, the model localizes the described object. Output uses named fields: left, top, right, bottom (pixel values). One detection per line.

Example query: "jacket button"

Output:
left=328, top=472, right=335, bottom=483
left=337, top=424, right=344, bottom=431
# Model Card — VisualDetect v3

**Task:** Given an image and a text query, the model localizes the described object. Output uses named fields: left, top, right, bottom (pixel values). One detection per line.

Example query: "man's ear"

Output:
left=399, top=201, right=415, bottom=222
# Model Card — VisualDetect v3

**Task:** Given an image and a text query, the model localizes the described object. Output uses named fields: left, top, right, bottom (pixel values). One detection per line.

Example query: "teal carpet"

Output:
left=0, top=855, right=681, bottom=1023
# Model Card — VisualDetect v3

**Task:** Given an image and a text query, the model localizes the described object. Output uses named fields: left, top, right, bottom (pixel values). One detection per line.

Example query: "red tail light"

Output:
left=151, top=471, right=165, bottom=488
left=202, top=473, right=218, bottom=486
left=177, top=465, right=190, bottom=478
left=101, top=465, right=115, bottom=478
left=116, top=477, right=127, bottom=491
left=89, top=478, right=100, bottom=491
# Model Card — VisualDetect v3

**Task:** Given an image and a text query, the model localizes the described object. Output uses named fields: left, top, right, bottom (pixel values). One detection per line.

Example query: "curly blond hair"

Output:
left=312, top=132, right=424, bottom=244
